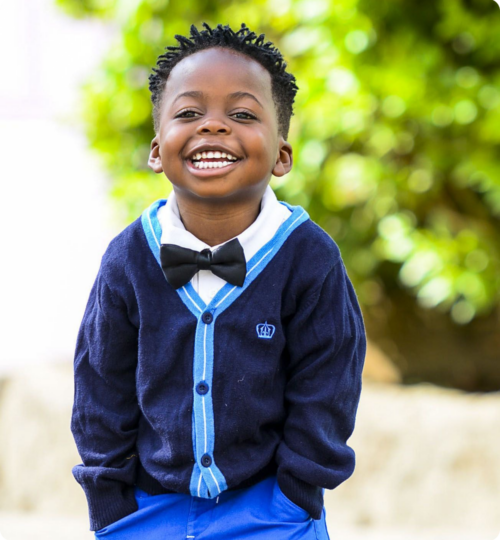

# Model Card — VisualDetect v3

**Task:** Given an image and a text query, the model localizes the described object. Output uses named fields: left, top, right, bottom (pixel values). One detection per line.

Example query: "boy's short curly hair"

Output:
left=149, top=22, right=299, bottom=140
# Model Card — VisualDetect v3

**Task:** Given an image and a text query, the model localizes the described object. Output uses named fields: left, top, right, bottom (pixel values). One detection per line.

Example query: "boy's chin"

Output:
left=173, top=182, right=269, bottom=204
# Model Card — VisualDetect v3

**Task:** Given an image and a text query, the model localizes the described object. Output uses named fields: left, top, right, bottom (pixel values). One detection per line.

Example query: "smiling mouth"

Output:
left=191, top=159, right=239, bottom=170
left=186, top=156, right=242, bottom=175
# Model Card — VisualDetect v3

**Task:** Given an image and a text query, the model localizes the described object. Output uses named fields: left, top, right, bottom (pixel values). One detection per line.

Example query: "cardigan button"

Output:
left=196, top=381, right=209, bottom=395
left=201, top=453, right=212, bottom=467
left=202, top=312, right=213, bottom=324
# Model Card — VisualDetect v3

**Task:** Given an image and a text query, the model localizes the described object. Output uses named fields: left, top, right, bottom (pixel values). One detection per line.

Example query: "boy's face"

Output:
left=148, top=47, right=292, bottom=203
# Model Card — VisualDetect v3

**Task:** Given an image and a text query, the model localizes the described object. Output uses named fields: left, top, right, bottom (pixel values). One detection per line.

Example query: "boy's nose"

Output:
left=196, top=117, right=231, bottom=134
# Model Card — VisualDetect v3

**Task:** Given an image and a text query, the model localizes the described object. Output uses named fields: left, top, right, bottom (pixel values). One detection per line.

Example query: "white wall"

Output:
left=0, top=0, right=118, bottom=372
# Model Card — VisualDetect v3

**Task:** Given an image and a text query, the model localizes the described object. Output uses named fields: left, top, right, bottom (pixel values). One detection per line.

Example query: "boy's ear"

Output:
left=272, top=138, right=293, bottom=177
left=148, top=136, right=163, bottom=173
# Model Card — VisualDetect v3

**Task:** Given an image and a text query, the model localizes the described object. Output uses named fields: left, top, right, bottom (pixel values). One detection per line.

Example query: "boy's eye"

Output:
left=233, top=111, right=256, bottom=120
left=176, top=110, right=199, bottom=118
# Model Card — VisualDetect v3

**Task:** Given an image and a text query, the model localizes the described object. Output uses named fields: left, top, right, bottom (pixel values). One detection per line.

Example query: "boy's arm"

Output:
left=277, top=257, right=367, bottom=520
left=71, top=269, right=140, bottom=532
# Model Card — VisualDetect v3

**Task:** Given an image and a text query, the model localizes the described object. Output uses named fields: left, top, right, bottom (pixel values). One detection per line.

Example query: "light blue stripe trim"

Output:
left=141, top=199, right=204, bottom=317
left=140, top=199, right=166, bottom=266
left=141, top=199, right=309, bottom=499
left=189, top=462, right=205, bottom=498
left=190, top=318, right=227, bottom=497
left=178, top=284, right=205, bottom=316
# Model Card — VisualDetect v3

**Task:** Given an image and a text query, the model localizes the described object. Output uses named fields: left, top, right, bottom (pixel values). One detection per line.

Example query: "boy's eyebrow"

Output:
left=173, top=90, right=263, bottom=108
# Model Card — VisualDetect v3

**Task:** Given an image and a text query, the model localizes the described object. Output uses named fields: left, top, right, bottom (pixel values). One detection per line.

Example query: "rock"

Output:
left=0, top=363, right=87, bottom=514
left=327, top=382, right=500, bottom=531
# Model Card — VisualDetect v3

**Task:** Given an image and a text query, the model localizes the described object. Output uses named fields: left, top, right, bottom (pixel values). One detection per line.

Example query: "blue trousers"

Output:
left=94, top=475, right=330, bottom=539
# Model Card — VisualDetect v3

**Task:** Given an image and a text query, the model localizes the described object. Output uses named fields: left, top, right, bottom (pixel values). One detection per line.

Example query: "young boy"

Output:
left=71, top=22, right=367, bottom=539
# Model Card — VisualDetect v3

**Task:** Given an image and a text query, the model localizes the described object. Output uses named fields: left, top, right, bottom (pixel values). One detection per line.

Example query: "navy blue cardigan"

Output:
left=71, top=200, right=367, bottom=531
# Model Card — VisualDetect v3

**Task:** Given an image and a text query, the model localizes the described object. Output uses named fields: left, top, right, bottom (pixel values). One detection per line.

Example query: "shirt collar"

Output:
left=158, top=185, right=291, bottom=262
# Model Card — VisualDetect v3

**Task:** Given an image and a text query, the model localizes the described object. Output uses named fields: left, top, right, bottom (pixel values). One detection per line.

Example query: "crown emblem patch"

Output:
left=256, top=321, right=275, bottom=339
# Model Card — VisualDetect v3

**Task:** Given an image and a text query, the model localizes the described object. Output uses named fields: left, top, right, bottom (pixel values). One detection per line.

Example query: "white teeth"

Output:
left=193, top=161, right=234, bottom=169
left=190, top=150, right=238, bottom=161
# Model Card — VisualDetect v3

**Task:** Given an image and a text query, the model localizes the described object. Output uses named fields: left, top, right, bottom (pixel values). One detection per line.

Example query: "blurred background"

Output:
left=0, top=0, right=499, bottom=538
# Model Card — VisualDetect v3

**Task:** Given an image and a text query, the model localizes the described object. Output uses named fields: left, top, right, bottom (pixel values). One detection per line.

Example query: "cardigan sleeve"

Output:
left=70, top=270, right=140, bottom=532
left=276, top=258, right=367, bottom=520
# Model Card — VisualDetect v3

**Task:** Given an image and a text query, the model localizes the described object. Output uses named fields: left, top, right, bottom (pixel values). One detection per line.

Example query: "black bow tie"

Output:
left=160, top=238, right=247, bottom=290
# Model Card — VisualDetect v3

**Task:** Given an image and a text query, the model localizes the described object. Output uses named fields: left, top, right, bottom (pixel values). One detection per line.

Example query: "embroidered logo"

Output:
left=256, top=321, right=275, bottom=339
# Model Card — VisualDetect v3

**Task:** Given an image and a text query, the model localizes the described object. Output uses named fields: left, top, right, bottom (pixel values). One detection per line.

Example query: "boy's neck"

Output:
left=173, top=191, right=263, bottom=247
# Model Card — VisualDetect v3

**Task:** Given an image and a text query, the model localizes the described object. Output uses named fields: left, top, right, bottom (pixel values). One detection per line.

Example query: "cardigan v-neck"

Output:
left=157, top=186, right=291, bottom=304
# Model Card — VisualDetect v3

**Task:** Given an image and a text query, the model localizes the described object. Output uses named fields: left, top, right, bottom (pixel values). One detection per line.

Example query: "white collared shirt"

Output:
left=157, top=185, right=292, bottom=304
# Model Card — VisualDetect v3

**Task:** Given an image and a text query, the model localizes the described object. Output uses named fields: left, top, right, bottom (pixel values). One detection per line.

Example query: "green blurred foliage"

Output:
left=58, top=0, right=500, bottom=324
